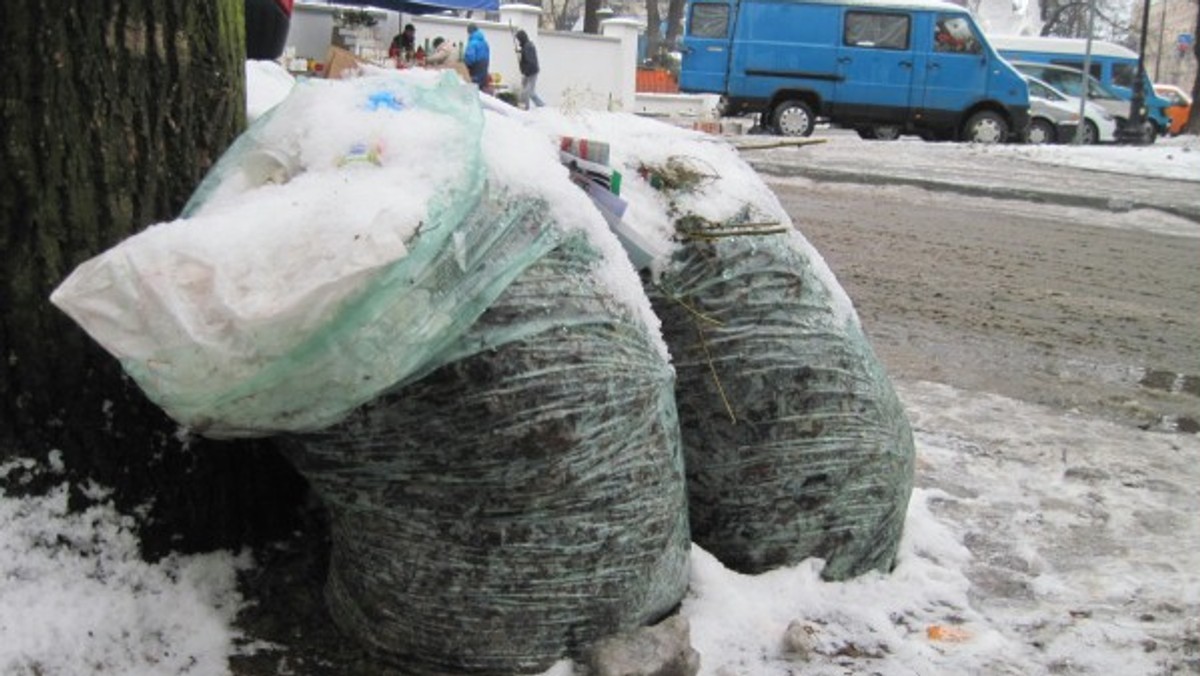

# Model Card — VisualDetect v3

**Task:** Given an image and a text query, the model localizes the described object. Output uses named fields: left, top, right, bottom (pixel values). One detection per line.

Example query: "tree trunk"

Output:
left=0, top=1, right=307, bottom=557
left=645, top=0, right=663, bottom=66
left=664, top=0, right=686, bottom=64
left=583, top=0, right=601, bottom=34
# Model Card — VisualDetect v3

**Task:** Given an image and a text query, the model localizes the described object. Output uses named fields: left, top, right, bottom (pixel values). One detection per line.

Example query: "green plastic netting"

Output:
left=647, top=229, right=914, bottom=581
left=127, top=73, right=561, bottom=438
left=282, top=231, right=690, bottom=674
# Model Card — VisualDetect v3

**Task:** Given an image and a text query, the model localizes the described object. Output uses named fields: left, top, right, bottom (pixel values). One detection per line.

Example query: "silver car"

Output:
left=1009, top=61, right=1129, bottom=127
left=1024, top=75, right=1117, bottom=144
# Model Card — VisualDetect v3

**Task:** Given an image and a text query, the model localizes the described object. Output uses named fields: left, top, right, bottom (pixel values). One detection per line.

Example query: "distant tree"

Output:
left=645, top=0, right=664, bottom=63
left=643, top=0, right=687, bottom=67
left=544, top=0, right=581, bottom=30
left=1040, top=0, right=1131, bottom=41
left=584, top=0, right=602, bottom=33
left=0, top=0, right=306, bottom=557
left=664, top=0, right=686, bottom=59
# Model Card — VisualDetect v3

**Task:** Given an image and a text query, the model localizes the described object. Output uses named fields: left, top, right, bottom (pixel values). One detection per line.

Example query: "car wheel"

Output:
left=1027, top=118, right=1055, bottom=144
left=1142, top=120, right=1159, bottom=145
left=855, top=125, right=901, bottom=140
left=772, top=100, right=815, bottom=137
left=961, top=111, right=1008, bottom=144
left=869, top=124, right=902, bottom=140
left=1080, top=119, right=1099, bottom=145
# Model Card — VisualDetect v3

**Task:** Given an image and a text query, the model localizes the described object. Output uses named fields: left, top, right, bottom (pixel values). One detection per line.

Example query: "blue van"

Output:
left=988, top=35, right=1173, bottom=139
left=679, top=0, right=1029, bottom=142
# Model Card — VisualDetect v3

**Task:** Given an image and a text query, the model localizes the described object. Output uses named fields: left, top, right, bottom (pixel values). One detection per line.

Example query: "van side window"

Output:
left=844, top=11, right=909, bottom=50
left=1111, top=63, right=1137, bottom=88
left=933, top=15, right=980, bottom=54
left=689, top=3, right=730, bottom=39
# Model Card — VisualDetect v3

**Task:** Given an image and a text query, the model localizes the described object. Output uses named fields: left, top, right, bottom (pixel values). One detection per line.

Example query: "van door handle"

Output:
left=899, top=60, right=912, bottom=68
left=837, top=56, right=851, bottom=64
left=927, top=62, right=940, bottom=70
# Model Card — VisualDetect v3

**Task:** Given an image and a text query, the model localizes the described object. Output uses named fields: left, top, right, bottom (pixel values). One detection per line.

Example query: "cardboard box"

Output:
left=323, top=46, right=361, bottom=80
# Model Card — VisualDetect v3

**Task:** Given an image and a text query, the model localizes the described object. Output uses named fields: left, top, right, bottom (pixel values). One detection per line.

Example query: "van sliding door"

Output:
left=834, top=10, right=915, bottom=122
left=680, top=0, right=736, bottom=93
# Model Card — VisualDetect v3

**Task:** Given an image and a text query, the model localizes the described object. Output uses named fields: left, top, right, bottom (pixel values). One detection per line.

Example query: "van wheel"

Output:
left=1027, top=118, right=1055, bottom=144
left=857, top=124, right=901, bottom=141
left=772, top=100, right=815, bottom=137
left=961, top=111, right=1008, bottom=144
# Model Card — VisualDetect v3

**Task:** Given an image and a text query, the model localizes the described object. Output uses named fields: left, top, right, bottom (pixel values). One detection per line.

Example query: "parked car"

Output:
left=1008, top=61, right=1147, bottom=142
left=1154, top=84, right=1193, bottom=136
left=1025, top=79, right=1080, bottom=144
left=1025, top=76, right=1116, bottom=144
left=990, top=35, right=1173, bottom=137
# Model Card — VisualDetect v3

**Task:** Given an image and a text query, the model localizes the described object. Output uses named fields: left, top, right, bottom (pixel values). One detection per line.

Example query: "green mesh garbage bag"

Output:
left=281, top=232, right=690, bottom=674
left=51, top=72, right=543, bottom=438
left=647, top=227, right=914, bottom=581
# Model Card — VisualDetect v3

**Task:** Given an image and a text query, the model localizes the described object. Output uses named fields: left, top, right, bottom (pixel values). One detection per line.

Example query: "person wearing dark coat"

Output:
left=389, top=23, right=416, bottom=62
left=515, top=30, right=545, bottom=109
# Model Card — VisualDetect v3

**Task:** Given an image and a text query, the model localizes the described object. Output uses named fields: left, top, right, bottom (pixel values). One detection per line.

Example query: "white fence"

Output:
left=286, top=2, right=715, bottom=115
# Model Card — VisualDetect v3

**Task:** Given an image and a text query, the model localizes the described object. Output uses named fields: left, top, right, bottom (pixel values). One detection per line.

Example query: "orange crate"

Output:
left=636, top=68, right=679, bottom=94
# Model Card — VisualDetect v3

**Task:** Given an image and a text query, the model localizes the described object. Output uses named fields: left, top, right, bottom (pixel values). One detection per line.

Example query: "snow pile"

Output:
left=0, top=456, right=251, bottom=676
left=2, top=391, right=1197, bottom=675
left=244, top=60, right=294, bottom=123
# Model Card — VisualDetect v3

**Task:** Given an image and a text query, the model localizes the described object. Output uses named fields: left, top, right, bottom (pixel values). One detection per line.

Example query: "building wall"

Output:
left=286, top=2, right=645, bottom=112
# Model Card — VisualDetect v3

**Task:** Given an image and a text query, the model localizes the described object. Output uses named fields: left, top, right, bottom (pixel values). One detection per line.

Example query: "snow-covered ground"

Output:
left=5, top=380, right=1196, bottom=675
left=2, top=60, right=1197, bottom=675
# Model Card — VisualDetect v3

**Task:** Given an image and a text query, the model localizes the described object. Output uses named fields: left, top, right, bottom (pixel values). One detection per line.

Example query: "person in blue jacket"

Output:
left=463, top=24, right=491, bottom=93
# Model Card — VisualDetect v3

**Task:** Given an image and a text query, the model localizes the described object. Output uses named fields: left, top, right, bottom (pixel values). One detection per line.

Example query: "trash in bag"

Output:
left=52, top=72, right=691, bottom=671
left=50, top=72, right=555, bottom=438
left=531, top=113, right=915, bottom=580
left=282, top=226, right=690, bottom=673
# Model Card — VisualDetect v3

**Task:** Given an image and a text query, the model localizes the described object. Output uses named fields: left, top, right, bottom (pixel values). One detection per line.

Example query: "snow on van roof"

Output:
left=988, top=35, right=1138, bottom=59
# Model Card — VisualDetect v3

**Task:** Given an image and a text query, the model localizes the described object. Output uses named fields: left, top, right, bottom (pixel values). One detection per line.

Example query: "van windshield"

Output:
left=1111, top=63, right=1138, bottom=88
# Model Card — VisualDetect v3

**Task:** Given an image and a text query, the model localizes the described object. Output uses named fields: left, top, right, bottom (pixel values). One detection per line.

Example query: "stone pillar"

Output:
left=601, top=18, right=643, bottom=112
left=499, top=3, right=542, bottom=40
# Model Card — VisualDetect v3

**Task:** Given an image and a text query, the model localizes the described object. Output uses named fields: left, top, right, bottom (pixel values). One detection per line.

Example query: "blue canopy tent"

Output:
left=333, top=0, right=498, bottom=15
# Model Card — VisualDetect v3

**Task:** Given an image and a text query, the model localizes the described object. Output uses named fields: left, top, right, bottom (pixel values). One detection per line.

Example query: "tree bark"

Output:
left=664, top=0, right=686, bottom=62
left=645, top=0, right=663, bottom=66
left=583, top=0, right=601, bottom=34
left=0, top=1, right=307, bottom=557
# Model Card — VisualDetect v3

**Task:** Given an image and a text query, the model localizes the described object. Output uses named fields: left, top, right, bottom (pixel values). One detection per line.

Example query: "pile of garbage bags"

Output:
left=51, top=71, right=913, bottom=671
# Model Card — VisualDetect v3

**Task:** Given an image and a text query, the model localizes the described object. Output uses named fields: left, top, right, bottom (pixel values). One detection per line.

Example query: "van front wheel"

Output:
left=772, top=100, right=815, bottom=137
left=961, top=111, right=1008, bottom=144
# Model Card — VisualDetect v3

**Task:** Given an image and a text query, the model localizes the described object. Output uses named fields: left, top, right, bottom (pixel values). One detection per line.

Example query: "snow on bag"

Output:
left=50, top=72, right=542, bottom=438
left=52, top=73, right=690, bottom=671
left=551, top=113, right=915, bottom=580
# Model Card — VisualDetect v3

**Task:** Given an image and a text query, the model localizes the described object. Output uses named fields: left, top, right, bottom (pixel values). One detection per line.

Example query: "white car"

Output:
left=1025, top=75, right=1117, bottom=144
